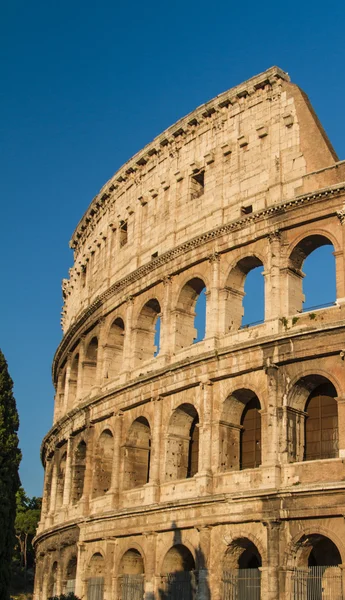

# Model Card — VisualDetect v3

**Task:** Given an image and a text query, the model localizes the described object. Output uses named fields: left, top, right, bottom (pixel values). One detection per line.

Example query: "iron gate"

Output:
left=222, top=569, right=261, bottom=600
left=121, top=574, right=144, bottom=600
left=292, top=566, right=343, bottom=600
left=87, top=576, right=104, bottom=600
left=160, top=571, right=197, bottom=600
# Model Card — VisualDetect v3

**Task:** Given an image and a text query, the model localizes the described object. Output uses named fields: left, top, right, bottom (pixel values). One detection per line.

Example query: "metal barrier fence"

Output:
left=222, top=569, right=261, bottom=600
left=160, top=571, right=197, bottom=600
left=87, top=576, right=104, bottom=600
left=292, top=566, right=343, bottom=600
left=121, top=574, right=144, bottom=600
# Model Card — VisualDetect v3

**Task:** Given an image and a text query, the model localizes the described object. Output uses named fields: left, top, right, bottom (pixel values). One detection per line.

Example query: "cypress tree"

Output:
left=0, top=350, right=21, bottom=600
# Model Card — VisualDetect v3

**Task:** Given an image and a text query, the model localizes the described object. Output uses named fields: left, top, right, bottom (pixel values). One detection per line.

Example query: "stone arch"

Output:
left=92, top=428, right=114, bottom=498
left=165, top=403, right=199, bottom=481
left=286, top=526, right=345, bottom=569
left=287, top=233, right=337, bottom=314
left=87, top=552, right=105, bottom=600
left=174, top=277, right=207, bottom=351
left=119, top=547, right=145, bottom=574
left=48, top=561, right=59, bottom=597
left=83, top=336, right=98, bottom=395
left=64, top=555, right=77, bottom=595
left=285, top=374, right=339, bottom=462
left=219, top=389, right=262, bottom=471
left=104, top=316, right=125, bottom=379
left=134, top=298, right=161, bottom=364
left=222, top=537, right=262, bottom=599
left=161, top=544, right=196, bottom=574
left=71, top=439, right=87, bottom=504
left=123, top=416, right=151, bottom=490
left=224, top=255, right=265, bottom=332
left=56, top=447, right=67, bottom=509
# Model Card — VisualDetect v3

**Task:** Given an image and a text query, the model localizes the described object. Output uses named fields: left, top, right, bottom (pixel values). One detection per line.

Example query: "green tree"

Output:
left=0, top=349, right=21, bottom=600
left=15, top=487, right=41, bottom=570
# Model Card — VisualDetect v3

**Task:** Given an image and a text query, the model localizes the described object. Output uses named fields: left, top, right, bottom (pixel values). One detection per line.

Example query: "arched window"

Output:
left=87, top=553, right=105, bottom=600
left=83, top=337, right=98, bottom=395
left=293, top=534, right=342, bottom=598
left=288, top=235, right=335, bottom=314
left=119, top=549, right=144, bottom=600
left=161, top=544, right=196, bottom=600
left=175, top=278, right=206, bottom=351
left=223, top=538, right=261, bottom=600
left=240, top=397, right=262, bottom=470
left=219, top=390, right=261, bottom=472
left=104, top=318, right=125, bottom=380
left=56, top=450, right=67, bottom=509
left=165, top=404, right=199, bottom=481
left=123, top=417, right=151, bottom=490
left=72, top=440, right=87, bottom=504
left=93, top=430, right=114, bottom=498
left=65, top=556, right=77, bottom=595
left=224, top=257, right=264, bottom=332
left=134, top=299, right=161, bottom=364
left=304, top=383, right=338, bottom=461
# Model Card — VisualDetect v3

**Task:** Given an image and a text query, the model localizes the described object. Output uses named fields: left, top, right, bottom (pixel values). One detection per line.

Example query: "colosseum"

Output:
left=34, top=66, right=345, bottom=600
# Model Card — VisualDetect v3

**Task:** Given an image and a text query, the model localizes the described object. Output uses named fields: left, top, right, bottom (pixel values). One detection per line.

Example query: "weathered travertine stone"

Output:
left=34, top=67, right=345, bottom=600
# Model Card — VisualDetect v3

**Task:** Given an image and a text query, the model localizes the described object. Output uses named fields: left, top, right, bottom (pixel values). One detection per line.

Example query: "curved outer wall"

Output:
left=35, top=67, right=345, bottom=600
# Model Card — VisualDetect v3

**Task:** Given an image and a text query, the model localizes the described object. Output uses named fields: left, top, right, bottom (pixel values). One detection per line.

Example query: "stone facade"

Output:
left=34, top=67, right=345, bottom=600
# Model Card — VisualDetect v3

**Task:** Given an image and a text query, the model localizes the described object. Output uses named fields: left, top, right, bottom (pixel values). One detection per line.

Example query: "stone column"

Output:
left=207, top=252, right=220, bottom=338
left=336, top=396, right=345, bottom=458
left=62, top=436, right=73, bottom=508
left=80, top=424, right=94, bottom=515
left=96, top=317, right=106, bottom=389
left=196, top=381, right=213, bottom=495
left=48, top=456, right=58, bottom=518
left=145, top=397, right=162, bottom=503
left=75, top=542, right=86, bottom=599
left=111, top=412, right=123, bottom=507
left=76, top=336, right=86, bottom=401
left=123, top=296, right=134, bottom=372
left=263, top=520, right=282, bottom=600
left=261, top=364, right=280, bottom=467
left=266, top=231, right=282, bottom=321
left=160, top=276, right=173, bottom=358
left=144, top=532, right=158, bottom=600
left=336, top=210, right=345, bottom=302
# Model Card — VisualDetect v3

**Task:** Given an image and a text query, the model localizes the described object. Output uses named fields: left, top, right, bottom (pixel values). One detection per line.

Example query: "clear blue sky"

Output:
left=1, top=0, right=344, bottom=497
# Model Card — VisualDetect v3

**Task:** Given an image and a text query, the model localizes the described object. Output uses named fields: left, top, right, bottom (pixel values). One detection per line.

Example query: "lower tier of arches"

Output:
left=34, top=514, right=345, bottom=600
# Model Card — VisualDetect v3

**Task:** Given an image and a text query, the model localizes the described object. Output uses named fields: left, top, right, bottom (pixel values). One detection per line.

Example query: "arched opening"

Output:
left=304, top=382, right=338, bottom=461
left=93, top=429, right=114, bottom=498
left=56, top=449, right=67, bottom=509
left=104, top=318, right=125, bottom=380
left=123, top=417, right=151, bottom=490
left=72, top=440, right=87, bottom=504
left=165, top=404, right=199, bottom=481
left=68, top=353, right=79, bottom=405
left=222, top=538, right=261, bottom=600
left=219, top=390, right=261, bottom=472
left=83, top=337, right=98, bottom=395
left=292, top=534, right=342, bottom=599
left=48, top=561, right=58, bottom=597
left=161, top=545, right=196, bottom=600
left=286, top=375, right=338, bottom=463
left=64, top=556, right=77, bottom=595
left=224, top=257, right=264, bottom=332
left=134, top=299, right=161, bottom=364
left=119, top=549, right=144, bottom=600
left=288, top=235, right=336, bottom=315
left=87, top=553, right=105, bottom=600
left=174, top=278, right=206, bottom=351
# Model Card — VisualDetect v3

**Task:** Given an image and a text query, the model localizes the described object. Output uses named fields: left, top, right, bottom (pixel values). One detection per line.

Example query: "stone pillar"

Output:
left=336, top=210, right=345, bottom=302
left=336, top=396, right=345, bottom=458
left=40, top=457, right=53, bottom=521
left=160, top=276, right=173, bottom=358
left=96, top=317, right=107, bottom=389
left=123, top=296, right=134, bottom=372
left=62, top=354, right=72, bottom=412
left=266, top=231, right=282, bottom=321
left=263, top=520, right=282, bottom=600
left=80, top=425, right=94, bottom=515
left=75, top=542, right=86, bottom=599
left=261, top=364, right=280, bottom=468
left=76, top=336, right=85, bottom=401
left=150, top=397, right=163, bottom=485
left=207, top=252, right=220, bottom=338
left=195, top=381, right=213, bottom=495
left=62, top=436, right=73, bottom=508
left=111, top=412, right=123, bottom=507
left=48, top=457, right=58, bottom=517
left=144, top=532, right=158, bottom=600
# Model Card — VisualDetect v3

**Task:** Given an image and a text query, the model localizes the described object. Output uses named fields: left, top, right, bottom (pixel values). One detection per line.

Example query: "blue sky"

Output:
left=1, top=0, right=345, bottom=497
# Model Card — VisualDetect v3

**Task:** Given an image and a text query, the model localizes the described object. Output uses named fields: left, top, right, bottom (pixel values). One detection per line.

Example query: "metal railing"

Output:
left=222, top=569, right=261, bottom=600
left=292, top=566, right=343, bottom=599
